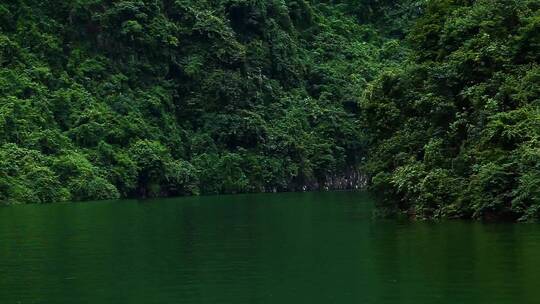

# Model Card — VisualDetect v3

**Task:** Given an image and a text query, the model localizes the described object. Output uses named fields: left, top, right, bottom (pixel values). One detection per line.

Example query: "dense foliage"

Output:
left=0, top=0, right=405, bottom=203
left=362, top=0, right=540, bottom=221
left=2, top=0, right=539, bottom=222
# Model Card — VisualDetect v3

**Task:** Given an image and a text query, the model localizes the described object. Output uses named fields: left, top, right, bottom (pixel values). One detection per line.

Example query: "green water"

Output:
left=1, top=192, right=539, bottom=303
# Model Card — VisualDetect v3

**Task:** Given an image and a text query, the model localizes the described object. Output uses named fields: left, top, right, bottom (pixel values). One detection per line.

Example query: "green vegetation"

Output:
left=1, top=0, right=539, bottom=221
left=362, top=0, right=540, bottom=221
left=0, top=0, right=404, bottom=203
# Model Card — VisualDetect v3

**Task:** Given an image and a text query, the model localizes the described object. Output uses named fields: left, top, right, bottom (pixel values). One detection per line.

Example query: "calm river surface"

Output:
left=1, top=191, right=540, bottom=303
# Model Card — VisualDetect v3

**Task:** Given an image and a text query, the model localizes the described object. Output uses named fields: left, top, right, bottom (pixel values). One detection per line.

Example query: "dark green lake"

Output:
left=1, top=191, right=539, bottom=303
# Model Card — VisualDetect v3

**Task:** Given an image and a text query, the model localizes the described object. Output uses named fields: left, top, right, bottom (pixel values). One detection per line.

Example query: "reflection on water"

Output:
left=1, top=192, right=539, bottom=303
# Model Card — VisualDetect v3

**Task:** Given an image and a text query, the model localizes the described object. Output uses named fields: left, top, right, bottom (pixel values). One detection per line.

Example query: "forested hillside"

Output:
left=0, top=0, right=407, bottom=203
left=362, top=0, right=540, bottom=221
left=1, top=0, right=539, bottom=221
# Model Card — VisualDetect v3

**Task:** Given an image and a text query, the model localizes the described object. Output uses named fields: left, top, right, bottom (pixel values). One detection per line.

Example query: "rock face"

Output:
left=320, top=169, right=368, bottom=191
left=272, top=168, right=368, bottom=193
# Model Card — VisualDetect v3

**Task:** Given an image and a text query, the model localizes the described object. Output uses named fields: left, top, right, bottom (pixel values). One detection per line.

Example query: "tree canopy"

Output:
left=361, top=0, right=540, bottom=221
left=0, top=0, right=404, bottom=203
left=1, top=0, right=539, bottom=221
